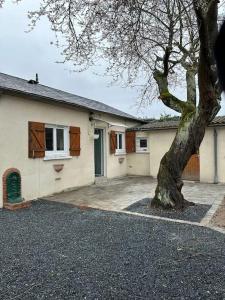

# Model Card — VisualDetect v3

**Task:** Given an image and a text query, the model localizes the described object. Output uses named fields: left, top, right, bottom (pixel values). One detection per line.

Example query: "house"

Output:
left=0, top=72, right=143, bottom=209
left=1, top=72, right=224, bottom=209
left=126, top=117, right=225, bottom=184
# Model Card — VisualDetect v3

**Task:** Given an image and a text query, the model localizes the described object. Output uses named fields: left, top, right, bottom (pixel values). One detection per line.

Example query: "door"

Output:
left=94, top=129, right=104, bottom=177
left=182, top=154, right=200, bottom=181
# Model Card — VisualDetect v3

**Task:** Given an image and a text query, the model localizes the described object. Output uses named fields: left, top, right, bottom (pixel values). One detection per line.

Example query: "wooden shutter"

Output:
left=28, top=121, right=45, bottom=158
left=126, top=131, right=136, bottom=153
left=110, top=131, right=117, bottom=154
left=70, top=127, right=81, bottom=156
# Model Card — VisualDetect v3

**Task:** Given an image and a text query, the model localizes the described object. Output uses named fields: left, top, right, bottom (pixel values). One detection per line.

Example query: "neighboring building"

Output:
left=127, top=117, right=225, bottom=184
left=0, top=72, right=143, bottom=208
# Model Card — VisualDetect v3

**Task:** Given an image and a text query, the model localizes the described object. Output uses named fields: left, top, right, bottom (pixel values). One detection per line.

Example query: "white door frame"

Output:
left=94, top=127, right=107, bottom=177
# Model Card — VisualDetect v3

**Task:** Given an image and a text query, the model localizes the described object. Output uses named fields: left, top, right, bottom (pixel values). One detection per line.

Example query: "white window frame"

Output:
left=115, top=132, right=126, bottom=155
left=136, top=137, right=148, bottom=153
left=45, top=124, right=69, bottom=159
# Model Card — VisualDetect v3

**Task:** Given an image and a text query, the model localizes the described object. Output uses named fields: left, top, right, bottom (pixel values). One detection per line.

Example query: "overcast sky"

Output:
left=0, top=1, right=224, bottom=118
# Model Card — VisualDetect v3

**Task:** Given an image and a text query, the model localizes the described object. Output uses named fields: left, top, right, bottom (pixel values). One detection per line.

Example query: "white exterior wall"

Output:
left=199, top=128, right=214, bottom=183
left=127, top=132, right=150, bottom=176
left=0, top=95, right=136, bottom=207
left=126, top=130, right=176, bottom=178
left=149, top=129, right=176, bottom=178
left=200, top=127, right=225, bottom=183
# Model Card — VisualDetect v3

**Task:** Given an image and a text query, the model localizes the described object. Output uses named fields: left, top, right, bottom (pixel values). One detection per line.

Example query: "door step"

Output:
left=95, top=176, right=108, bottom=185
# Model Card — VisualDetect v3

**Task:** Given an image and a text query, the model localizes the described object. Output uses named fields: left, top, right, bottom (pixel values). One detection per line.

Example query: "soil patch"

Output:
left=124, top=198, right=211, bottom=223
left=211, top=197, right=225, bottom=228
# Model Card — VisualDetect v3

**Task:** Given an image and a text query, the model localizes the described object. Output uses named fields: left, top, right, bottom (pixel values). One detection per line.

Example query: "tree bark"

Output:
left=151, top=1, right=221, bottom=209
left=152, top=111, right=208, bottom=209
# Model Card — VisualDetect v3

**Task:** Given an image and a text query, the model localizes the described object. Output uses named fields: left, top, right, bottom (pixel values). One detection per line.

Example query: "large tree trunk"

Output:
left=152, top=0, right=221, bottom=209
left=152, top=111, right=207, bottom=209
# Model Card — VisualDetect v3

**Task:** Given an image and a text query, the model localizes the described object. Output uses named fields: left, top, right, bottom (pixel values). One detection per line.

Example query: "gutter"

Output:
left=214, top=128, right=218, bottom=184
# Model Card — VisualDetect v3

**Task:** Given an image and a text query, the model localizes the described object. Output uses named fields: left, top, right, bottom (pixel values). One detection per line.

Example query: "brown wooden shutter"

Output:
left=70, top=127, right=81, bottom=156
left=28, top=121, right=45, bottom=158
left=110, top=131, right=117, bottom=154
left=126, top=131, right=136, bottom=153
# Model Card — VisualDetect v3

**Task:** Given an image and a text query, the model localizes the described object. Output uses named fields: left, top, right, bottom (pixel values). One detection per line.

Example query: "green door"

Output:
left=6, top=172, right=22, bottom=204
left=94, top=129, right=104, bottom=176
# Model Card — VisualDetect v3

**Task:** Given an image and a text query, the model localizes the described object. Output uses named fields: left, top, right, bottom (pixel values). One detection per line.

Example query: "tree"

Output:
left=6, top=0, right=222, bottom=209
left=152, top=1, right=221, bottom=208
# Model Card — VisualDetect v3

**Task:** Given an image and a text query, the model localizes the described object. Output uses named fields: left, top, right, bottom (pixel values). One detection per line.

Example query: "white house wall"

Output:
left=200, top=127, right=225, bottom=183
left=127, top=132, right=150, bottom=176
left=199, top=128, right=214, bottom=183
left=149, top=129, right=176, bottom=178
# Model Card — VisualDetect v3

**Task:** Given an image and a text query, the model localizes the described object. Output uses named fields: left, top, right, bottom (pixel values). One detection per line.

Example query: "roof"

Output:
left=130, top=116, right=225, bottom=131
left=0, top=72, right=141, bottom=122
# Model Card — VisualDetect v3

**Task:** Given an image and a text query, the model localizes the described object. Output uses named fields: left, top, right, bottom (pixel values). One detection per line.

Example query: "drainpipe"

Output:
left=214, top=127, right=218, bottom=184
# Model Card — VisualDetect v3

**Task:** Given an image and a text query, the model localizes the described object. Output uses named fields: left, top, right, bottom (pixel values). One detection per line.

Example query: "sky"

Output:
left=0, top=1, right=224, bottom=118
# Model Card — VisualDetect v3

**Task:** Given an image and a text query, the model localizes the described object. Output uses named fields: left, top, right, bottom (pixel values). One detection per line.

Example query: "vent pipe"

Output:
left=214, top=128, right=218, bottom=184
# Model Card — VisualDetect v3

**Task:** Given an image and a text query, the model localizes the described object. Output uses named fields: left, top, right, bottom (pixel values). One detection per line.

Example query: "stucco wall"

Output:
left=0, top=95, right=137, bottom=207
left=127, top=132, right=150, bottom=176
left=199, top=128, right=214, bottom=183
left=126, top=130, right=177, bottom=178
left=149, top=129, right=176, bottom=178
left=127, top=153, right=150, bottom=176
left=200, top=127, right=225, bottom=183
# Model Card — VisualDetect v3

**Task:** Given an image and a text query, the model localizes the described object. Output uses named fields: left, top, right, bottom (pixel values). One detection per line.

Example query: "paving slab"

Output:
left=44, top=177, right=225, bottom=213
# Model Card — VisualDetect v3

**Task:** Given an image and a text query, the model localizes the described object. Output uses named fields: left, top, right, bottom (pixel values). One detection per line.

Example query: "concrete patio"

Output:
left=43, top=176, right=225, bottom=212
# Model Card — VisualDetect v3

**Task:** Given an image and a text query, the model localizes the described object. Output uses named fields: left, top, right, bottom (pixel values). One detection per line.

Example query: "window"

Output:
left=136, top=137, right=148, bottom=152
left=45, top=125, right=69, bottom=158
left=116, top=132, right=125, bottom=154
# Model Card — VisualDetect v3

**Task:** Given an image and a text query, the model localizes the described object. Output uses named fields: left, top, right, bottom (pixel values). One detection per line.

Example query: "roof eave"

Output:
left=129, top=123, right=225, bottom=131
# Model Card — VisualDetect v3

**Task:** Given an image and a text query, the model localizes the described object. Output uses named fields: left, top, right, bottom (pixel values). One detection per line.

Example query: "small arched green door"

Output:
left=6, top=172, right=22, bottom=204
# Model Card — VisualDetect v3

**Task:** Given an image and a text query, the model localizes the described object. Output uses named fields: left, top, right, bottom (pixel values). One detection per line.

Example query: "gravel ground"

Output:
left=0, top=200, right=225, bottom=300
left=125, top=198, right=211, bottom=223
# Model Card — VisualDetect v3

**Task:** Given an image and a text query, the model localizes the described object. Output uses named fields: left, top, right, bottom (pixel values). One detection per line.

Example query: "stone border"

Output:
left=4, top=201, right=31, bottom=211
left=117, top=210, right=225, bottom=234
left=200, top=196, right=225, bottom=226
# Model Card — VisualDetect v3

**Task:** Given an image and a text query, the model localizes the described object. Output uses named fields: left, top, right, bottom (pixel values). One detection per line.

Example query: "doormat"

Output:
left=124, top=198, right=211, bottom=223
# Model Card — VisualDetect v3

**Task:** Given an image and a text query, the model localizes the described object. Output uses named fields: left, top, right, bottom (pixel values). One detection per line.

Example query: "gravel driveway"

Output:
left=1, top=200, right=225, bottom=299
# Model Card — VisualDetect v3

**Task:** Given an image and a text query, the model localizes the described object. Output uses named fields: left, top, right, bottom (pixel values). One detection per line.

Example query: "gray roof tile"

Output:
left=130, top=116, right=225, bottom=131
left=0, top=72, right=139, bottom=121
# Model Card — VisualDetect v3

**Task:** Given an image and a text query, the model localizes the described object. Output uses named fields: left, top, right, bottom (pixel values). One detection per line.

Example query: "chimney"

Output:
left=28, top=74, right=39, bottom=84
left=36, top=73, right=39, bottom=84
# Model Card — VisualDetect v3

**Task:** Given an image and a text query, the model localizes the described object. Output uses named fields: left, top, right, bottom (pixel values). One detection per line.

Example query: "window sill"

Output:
left=115, top=152, right=127, bottom=156
left=136, top=151, right=149, bottom=154
left=44, top=156, right=72, bottom=161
